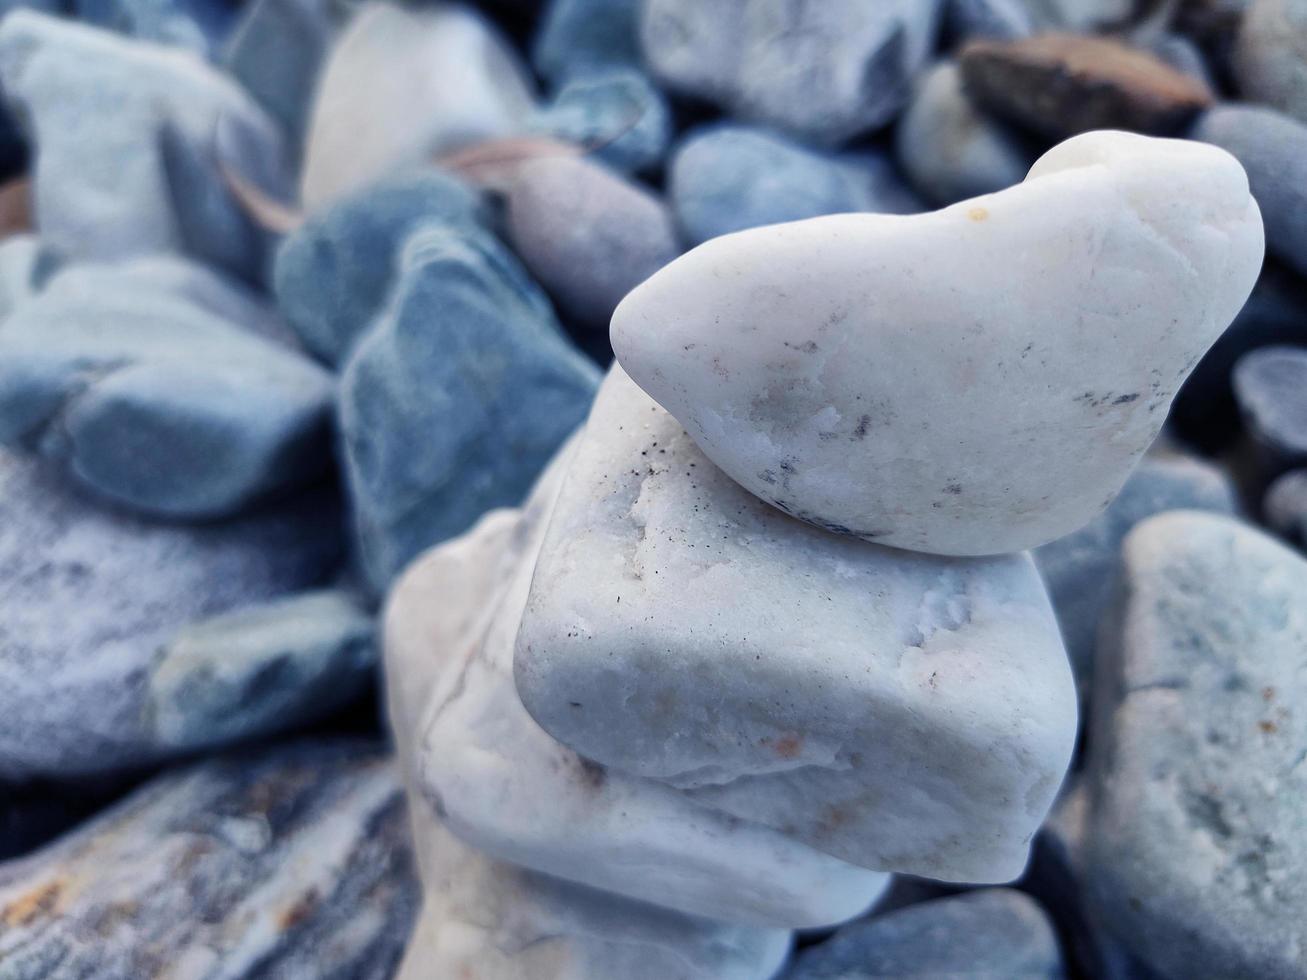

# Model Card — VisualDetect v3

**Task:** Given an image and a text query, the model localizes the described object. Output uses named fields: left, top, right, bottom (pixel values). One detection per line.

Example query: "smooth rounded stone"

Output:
left=390, top=495, right=890, bottom=929
left=0, top=233, right=61, bottom=318
left=1234, top=0, right=1307, bottom=124
left=148, top=589, right=375, bottom=753
left=785, top=889, right=1064, bottom=979
left=945, top=0, right=1035, bottom=41
left=1232, top=345, right=1307, bottom=474
left=1033, top=454, right=1237, bottom=693
left=505, top=155, right=679, bottom=335
left=533, top=69, right=672, bottom=175
left=0, top=261, right=334, bottom=519
left=0, top=741, right=419, bottom=979
left=669, top=125, right=924, bottom=248
left=532, top=0, right=641, bottom=85
left=0, top=12, right=287, bottom=282
left=1145, top=31, right=1217, bottom=90
left=1265, top=468, right=1307, bottom=542
left=0, top=449, right=340, bottom=780
left=1083, top=511, right=1307, bottom=979
left=640, top=0, right=943, bottom=146
left=223, top=0, right=344, bottom=155
left=383, top=491, right=793, bottom=980
left=1191, top=104, right=1307, bottom=278
left=514, top=367, right=1076, bottom=883
left=300, top=1, right=536, bottom=212
left=339, top=224, right=598, bottom=594
left=274, top=170, right=487, bottom=366
left=612, top=131, right=1265, bottom=556
left=895, top=61, right=1037, bottom=207
left=1171, top=260, right=1307, bottom=452
left=960, top=34, right=1214, bottom=140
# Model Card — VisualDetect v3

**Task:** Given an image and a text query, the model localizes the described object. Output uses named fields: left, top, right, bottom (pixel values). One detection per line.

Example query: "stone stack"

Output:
left=383, top=129, right=1264, bottom=978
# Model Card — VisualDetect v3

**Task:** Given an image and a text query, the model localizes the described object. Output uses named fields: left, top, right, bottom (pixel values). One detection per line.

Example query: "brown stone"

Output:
left=0, top=177, right=30, bottom=238
left=960, top=33, right=1215, bottom=139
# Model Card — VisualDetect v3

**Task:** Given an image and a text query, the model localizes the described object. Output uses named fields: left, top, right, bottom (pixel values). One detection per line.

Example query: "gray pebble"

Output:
left=1234, top=0, right=1307, bottom=125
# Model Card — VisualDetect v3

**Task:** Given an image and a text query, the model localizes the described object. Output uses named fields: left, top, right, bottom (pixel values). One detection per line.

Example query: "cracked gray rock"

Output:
left=1083, top=511, right=1307, bottom=979
left=514, top=366, right=1076, bottom=884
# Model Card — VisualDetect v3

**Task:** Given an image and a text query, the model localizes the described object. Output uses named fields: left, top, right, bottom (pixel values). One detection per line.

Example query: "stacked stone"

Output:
left=383, top=128, right=1264, bottom=977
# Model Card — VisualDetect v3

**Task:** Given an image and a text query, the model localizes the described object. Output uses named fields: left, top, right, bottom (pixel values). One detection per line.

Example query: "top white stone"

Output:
left=612, top=130, right=1264, bottom=556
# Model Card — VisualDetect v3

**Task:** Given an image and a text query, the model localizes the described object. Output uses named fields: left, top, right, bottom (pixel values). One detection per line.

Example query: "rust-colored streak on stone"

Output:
left=960, top=33, right=1214, bottom=139
left=2, top=876, right=65, bottom=926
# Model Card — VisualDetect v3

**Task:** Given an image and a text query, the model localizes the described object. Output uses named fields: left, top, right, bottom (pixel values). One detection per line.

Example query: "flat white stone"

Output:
left=612, top=130, right=1265, bottom=556
left=392, top=478, right=888, bottom=928
left=383, top=479, right=791, bottom=978
left=514, top=367, right=1076, bottom=883
left=300, top=1, right=535, bottom=211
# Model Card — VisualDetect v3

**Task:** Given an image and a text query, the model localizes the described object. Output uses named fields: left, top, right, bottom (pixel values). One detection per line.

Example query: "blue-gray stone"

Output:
left=0, top=12, right=288, bottom=283
left=1034, top=454, right=1238, bottom=693
left=1146, top=31, right=1216, bottom=90
left=274, top=171, right=488, bottom=366
left=532, top=0, right=641, bottom=85
left=1233, top=344, right=1307, bottom=474
left=0, top=448, right=341, bottom=780
left=534, top=69, right=672, bottom=175
left=669, top=124, right=924, bottom=247
left=339, top=225, right=599, bottom=593
left=148, top=589, right=375, bottom=752
left=223, top=0, right=342, bottom=155
left=504, top=154, right=679, bottom=334
left=0, top=259, right=334, bottom=519
left=946, top=0, right=1035, bottom=40
left=1191, top=104, right=1307, bottom=278
left=1171, top=260, right=1307, bottom=452
left=785, top=889, right=1065, bottom=979
left=1265, top=468, right=1307, bottom=544
left=0, top=740, right=418, bottom=977
left=895, top=61, right=1037, bottom=207
left=1084, top=511, right=1307, bottom=980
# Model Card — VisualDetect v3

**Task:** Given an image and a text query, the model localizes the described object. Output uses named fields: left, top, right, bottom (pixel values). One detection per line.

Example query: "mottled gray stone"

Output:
left=273, top=171, right=487, bottom=366
left=0, top=260, right=334, bottom=519
left=0, top=740, right=419, bottom=979
left=641, top=0, right=943, bottom=145
left=1191, top=104, right=1307, bottom=277
left=0, top=12, right=287, bottom=282
left=339, top=224, right=598, bottom=594
left=895, top=61, right=1037, bottom=207
left=785, top=889, right=1064, bottom=979
left=0, top=449, right=340, bottom=779
left=1084, top=511, right=1307, bottom=979
left=1034, top=454, right=1237, bottom=692
left=670, top=124, right=923, bottom=247
left=504, top=155, right=679, bottom=334
left=148, top=589, right=375, bottom=753
left=1233, top=345, right=1307, bottom=474
left=1234, top=0, right=1307, bottom=125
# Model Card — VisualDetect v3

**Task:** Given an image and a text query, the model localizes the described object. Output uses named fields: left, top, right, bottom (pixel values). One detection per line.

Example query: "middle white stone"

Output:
left=514, top=367, right=1078, bottom=884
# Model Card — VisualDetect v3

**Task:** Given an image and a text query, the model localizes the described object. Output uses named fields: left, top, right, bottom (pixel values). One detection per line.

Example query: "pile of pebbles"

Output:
left=0, top=0, right=1305, bottom=977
